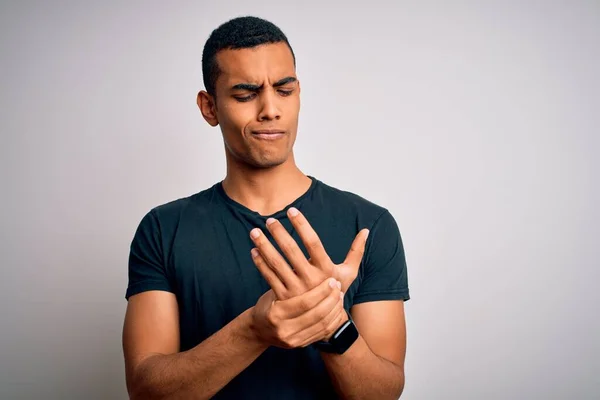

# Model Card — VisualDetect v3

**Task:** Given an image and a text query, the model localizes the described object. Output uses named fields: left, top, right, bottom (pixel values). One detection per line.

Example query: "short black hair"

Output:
left=201, top=16, right=296, bottom=96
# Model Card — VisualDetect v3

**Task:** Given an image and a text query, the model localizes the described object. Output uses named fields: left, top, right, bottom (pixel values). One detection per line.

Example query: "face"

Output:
left=198, top=42, right=301, bottom=169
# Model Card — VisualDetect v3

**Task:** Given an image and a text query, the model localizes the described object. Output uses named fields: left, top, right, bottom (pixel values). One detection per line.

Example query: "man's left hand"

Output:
left=249, top=207, right=369, bottom=300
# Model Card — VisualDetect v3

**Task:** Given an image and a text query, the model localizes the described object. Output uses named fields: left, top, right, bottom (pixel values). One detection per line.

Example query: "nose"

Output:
left=257, top=90, right=281, bottom=121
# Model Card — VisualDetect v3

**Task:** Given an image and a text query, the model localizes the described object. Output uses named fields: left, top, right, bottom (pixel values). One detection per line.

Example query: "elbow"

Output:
left=395, top=369, right=406, bottom=398
left=127, top=378, right=164, bottom=400
left=126, top=361, right=163, bottom=400
left=126, top=373, right=151, bottom=400
left=128, top=389, right=146, bottom=400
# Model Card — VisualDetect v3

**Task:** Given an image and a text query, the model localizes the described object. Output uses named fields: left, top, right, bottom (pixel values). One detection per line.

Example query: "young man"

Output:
left=122, top=16, right=410, bottom=399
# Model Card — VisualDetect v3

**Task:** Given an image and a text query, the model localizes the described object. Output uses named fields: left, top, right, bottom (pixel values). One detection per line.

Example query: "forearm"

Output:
left=129, top=307, right=268, bottom=400
left=321, top=335, right=405, bottom=400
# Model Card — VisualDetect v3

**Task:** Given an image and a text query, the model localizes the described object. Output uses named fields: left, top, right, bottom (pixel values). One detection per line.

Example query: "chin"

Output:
left=251, top=157, right=288, bottom=169
left=246, top=152, right=290, bottom=169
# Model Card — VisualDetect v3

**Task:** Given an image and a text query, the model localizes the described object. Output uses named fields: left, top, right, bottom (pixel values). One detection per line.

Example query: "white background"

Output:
left=1, top=1, right=598, bottom=398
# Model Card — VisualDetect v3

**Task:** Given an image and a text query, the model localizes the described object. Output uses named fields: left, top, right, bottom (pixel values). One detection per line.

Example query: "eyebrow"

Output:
left=231, top=76, right=297, bottom=92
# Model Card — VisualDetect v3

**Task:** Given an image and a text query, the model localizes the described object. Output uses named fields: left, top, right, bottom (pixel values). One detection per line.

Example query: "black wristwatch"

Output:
left=313, top=310, right=359, bottom=354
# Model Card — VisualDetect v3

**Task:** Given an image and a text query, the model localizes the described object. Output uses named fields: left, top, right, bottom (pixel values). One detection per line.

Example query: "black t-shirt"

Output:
left=126, top=176, right=410, bottom=399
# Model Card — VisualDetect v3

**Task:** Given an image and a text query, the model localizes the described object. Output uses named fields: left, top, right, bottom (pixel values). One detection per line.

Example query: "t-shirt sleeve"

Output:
left=125, top=209, right=174, bottom=300
left=353, top=210, right=410, bottom=305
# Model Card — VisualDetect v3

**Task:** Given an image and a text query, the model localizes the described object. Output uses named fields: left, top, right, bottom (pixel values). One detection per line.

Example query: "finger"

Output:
left=299, top=302, right=347, bottom=347
left=343, top=229, right=370, bottom=268
left=250, top=228, right=299, bottom=291
left=321, top=306, right=348, bottom=341
left=251, top=248, right=287, bottom=299
left=295, top=294, right=345, bottom=346
left=283, top=282, right=341, bottom=336
left=265, top=218, right=311, bottom=277
left=276, top=277, right=339, bottom=319
left=287, top=207, right=331, bottom=268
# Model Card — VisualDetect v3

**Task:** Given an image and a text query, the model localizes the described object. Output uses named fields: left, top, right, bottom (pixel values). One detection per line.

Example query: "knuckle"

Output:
left=325, top=325, right=334, bottom=337
left=253, top=255, right=264, bottom=266
left=325, top=310, right=337, bottom=326
left=329, top=288, right=340, bottom=300
left=266, top=309, right=278, bottom=326
left=263, top=253, right=277, bottom=266
left=280, top=333, right=296, bottom=349
left=287, top=337, right=299, bottom=349
left=306, top=236, right=321, bottom=251
left=331, top=307, right=342, bottom=322
left=287, top=282, right=304, bottom=297
left=307, top=277, right=321, bottom=289
left=279, top=239, right=295, bottom=254
left=280, top=289, right=291, bottom=301
left=298, top=297, right=310, bottom=311
left=327, top=318, right=340, bottom=334
left=318, top=306, right=330, bottom=321
left=320, top=318, right=329, bottom=330
left=275, top=325, right=287, bottom=340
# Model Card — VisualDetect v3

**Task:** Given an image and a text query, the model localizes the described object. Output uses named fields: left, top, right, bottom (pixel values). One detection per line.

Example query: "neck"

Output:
left=221, top=152, right=313, bottom=216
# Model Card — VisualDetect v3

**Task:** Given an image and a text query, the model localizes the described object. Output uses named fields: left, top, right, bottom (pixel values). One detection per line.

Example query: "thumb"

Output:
left=343, top=229, right=369, bottom=269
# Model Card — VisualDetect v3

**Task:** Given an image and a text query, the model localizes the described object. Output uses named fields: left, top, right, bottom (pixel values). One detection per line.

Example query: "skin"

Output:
left=198, top=41, right=311, bottom=216
left=122, top=42, right=407, bottom=399
left=251, top=207, right=406, bottom=399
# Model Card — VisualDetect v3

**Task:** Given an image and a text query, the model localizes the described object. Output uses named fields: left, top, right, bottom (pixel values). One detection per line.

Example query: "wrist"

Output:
left=240, top=307, right=270, bottom=350
left=324, top=310, right=350, bottom=341
left=314, top=309, right=359, bottom=354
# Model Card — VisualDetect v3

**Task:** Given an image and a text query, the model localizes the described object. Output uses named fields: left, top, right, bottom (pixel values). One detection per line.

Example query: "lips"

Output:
left=251, top=130, right=286, bottom=140
left=252, top=130, right=285, bottom=135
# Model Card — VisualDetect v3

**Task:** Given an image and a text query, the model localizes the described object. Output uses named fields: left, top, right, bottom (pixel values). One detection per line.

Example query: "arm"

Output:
left=320, top=300, right=407, bottom=399
left=122, top=290, right=268, bottom=400
left=124, top=210, right=348, bottom=399
left=123, top=211, right=267, bottom=399
left=249, top=208, right=409, bottom=398
left=122, top=279, right=345, bottom=399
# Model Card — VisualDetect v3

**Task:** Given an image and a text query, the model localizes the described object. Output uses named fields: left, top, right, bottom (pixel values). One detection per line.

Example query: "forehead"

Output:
left=215, top=42, right=296, bottom=87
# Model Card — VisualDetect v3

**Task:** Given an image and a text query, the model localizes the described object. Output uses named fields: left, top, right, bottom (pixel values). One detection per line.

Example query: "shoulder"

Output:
left=151, top=184, right=218, bottom=218
left=313, top=177, right=389, bottom=225
left=138, top=184, right=220, bottom=235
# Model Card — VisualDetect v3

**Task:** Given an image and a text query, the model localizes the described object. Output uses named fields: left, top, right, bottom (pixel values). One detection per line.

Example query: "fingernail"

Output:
left=251, top=248, right=259, bottom=258
left=340, top=292, right=344, bottom=300
left=266, top=218, right=276, bottom=226
left=288, top=207, right=299, bottom=217
left=364, top=229, right=370, bottom=239
left=336, top=281, right=341, bottom=290
left=250, top=228, right=261, bottom=239
left=329, top=278, right=336, bottom=288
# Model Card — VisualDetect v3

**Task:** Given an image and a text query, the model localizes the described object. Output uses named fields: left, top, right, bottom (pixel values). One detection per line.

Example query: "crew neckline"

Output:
left=216, top=176, right=318, bottom=219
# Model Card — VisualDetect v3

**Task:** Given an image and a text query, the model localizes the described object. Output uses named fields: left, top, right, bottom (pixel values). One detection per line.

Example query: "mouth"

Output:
left=251, top=130, right=286, bottom=141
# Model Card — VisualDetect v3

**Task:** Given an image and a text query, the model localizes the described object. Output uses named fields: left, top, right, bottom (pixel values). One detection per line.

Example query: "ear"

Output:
left=197, top=91, right=219, bottom=127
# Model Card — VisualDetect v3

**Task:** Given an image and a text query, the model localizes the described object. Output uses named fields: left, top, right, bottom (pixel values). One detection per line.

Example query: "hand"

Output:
left=249, top=207, right=369, bottom=300
left=251, top=277, right=348, bottom=348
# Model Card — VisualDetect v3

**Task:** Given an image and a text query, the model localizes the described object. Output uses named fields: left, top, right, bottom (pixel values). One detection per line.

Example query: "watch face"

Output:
left=333, top=320, right=353, bottom=340
left=332, top=320, right=359, bottom=354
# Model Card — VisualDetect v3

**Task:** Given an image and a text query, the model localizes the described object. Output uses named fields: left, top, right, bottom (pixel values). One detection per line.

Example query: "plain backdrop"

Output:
left=1, top=1, right=599, bottom=399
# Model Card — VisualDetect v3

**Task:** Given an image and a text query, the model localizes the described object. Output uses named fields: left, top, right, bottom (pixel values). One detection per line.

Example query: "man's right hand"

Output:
left=250, top=277, right=346, bottom=349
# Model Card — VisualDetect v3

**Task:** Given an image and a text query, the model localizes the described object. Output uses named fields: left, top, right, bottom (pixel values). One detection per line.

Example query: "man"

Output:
left=122, top=16, right=410, bottom=399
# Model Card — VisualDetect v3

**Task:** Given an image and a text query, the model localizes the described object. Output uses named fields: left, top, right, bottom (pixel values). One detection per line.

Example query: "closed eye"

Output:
left=234, top=93, right=257, bottom=102
left=234, top=89, right=294, bottom=102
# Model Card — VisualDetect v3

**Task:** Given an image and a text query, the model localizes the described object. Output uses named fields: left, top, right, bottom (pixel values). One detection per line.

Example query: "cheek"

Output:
left=219, top=104, right=253, bottom=135
left=286, top=96, right=301, bottom=117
